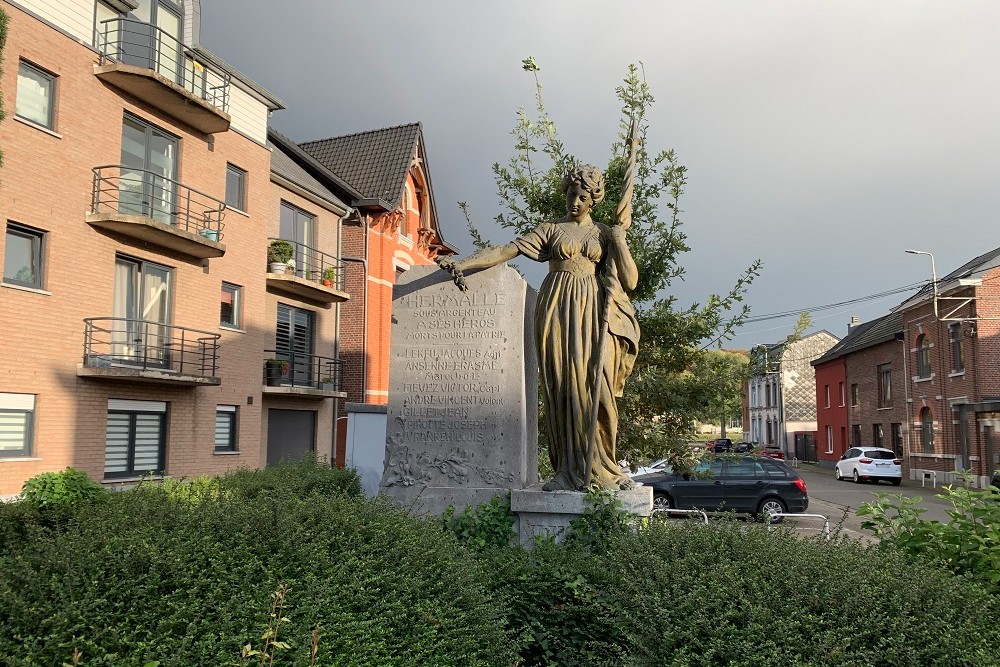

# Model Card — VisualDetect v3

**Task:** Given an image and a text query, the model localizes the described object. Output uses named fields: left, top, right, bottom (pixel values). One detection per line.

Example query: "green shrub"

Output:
left=442, top=492, right=516, bottom=551
left=859, top=483, right=1000, bottom=588
left=217, top=456, right=363, bottom=500
left=20, top=467, right=107, bottom=509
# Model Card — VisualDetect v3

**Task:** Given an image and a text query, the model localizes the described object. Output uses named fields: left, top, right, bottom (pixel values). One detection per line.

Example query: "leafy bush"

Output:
left=442, top=492, right=516, bottom=551
left=215, top=456, right=363, bottom=500
left=859, top=483, right=1000, bottom=589
left=20, top=467, right=107, bottom=509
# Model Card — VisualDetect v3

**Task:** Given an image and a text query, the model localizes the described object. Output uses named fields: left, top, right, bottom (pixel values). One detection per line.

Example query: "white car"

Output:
left=835, top=447, right=902, bottom=485
left=629, top=458, right=671, bottom=478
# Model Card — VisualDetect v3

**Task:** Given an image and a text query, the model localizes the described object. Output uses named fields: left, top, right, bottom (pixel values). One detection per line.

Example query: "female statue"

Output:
left=437, top=156, right=640, bottom=491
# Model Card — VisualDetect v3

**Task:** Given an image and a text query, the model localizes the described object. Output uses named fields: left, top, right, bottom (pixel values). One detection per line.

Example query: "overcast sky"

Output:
left=201, top=1, right=1000, bottom=349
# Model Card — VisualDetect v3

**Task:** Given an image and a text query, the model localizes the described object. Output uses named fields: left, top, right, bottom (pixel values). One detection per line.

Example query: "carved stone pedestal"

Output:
left=510, top=484, right=653, bottom=545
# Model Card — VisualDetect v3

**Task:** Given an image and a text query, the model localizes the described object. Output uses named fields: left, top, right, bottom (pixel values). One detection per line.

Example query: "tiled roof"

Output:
left=811, top=312, right=903, bottom=366
left=269, top=138, right=349, bottom=213
left=299, top=123, right=422, bottom=210
left=896, top=246, right=1000, bottom=311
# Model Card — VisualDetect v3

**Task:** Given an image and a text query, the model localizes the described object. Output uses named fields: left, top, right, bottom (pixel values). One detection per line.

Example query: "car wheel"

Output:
left=757, top=497, right=786, bottom=523
left=653, top=494, right=672, bottom=511
left=852, top=469, right=862, bottom=484
left=835, top=467, right=843, bottom=481
left=891, top=478, right=901, bottom=486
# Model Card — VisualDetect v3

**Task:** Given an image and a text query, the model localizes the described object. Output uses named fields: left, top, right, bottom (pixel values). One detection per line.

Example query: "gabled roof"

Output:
left=299, top=123, right=424, bottom=210
left=268, top=129, right=362, bottom=205
left=811, top=312, right=903, bottom=366
left=895, top=246, right=1000, bottom=312
left=269, top=137, right=349, bottom=214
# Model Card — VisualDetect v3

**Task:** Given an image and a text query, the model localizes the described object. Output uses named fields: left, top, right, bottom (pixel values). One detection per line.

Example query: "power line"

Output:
left=741, top=281, right=926, bottom=324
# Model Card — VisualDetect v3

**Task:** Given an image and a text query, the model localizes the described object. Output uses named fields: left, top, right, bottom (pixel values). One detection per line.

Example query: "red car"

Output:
left=760, top=444, right=785, bottom=460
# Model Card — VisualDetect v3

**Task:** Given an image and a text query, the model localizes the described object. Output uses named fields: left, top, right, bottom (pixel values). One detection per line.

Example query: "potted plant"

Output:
left=321, top=266, right=336, bottom=287
left=264, top=358, right=289, bottom=386
left=199, top=226, right=221, bottom=242
left=267, top=240, right=294, bottom=274
left=318, top=376, right=336, bottom=391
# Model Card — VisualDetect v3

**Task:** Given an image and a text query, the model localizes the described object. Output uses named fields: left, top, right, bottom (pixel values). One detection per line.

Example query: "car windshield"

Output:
left=865, top=450, right=896, bottom=460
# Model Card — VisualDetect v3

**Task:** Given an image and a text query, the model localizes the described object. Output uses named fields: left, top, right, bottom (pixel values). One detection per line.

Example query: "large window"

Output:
left=950, top=323, right=964, bottom=373
left=3, top=222, right=45, bottom=289
left=215, top=406, right=238, bottom=452
left=0, top=393, right=35, bottom=458
left=120, top=114, right=178, bottom=225
left=916, top=334, right=931, bottom=378
left=225, top=164, right=247, bottom=211
left=220, top=282, right=242, bottom=329
left=892, top=423, right=904, bottom=455
left=279, top=201, right=315, bottom=276
left=104, top=400, right=166, bottom=477
left=877, top=364, right=892, bottom=408
left=276, top=303, right=314, bottom=385
left=919, top=407, right=934, bottom=454
left=852, top=424, right=862, bottom=447
left=112, top=256, right=171, bottom=365
left=16, top=60, right=55, bottom=129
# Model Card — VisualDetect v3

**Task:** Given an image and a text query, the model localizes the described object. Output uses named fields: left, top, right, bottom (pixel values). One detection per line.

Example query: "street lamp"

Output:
left=905, top=249, right=938, bottom=318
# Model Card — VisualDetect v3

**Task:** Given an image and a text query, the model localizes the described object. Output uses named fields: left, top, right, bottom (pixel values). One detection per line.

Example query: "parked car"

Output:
left=759, top=444, right=785, bottom=460
left=733, top=441, right=755, bottom=453
left=629, top=458, right=671, bottom=478
left=835, top=447, right=902, bottom=485
left=706, top=438, right=734, bottom=453
left=635, top=456, right=808, bottom=521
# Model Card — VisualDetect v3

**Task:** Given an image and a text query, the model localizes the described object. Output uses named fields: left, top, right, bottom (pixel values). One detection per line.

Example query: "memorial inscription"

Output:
left=380, top=264, right=538, bottom=514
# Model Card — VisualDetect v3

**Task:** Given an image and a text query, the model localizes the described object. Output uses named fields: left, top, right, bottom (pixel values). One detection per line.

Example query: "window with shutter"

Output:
left=276, top=304, right=314, bottom=386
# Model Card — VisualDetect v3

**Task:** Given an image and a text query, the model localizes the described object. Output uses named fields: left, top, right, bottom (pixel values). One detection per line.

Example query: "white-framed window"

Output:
left=916, top=335, right=931, bottom=378
left=220, top=282, right=242, bottom=329
left=225, top=164, right=247, bottom=211
left=3, top=222, right=45, bottom=289
left=878, top=364, right=892, bottom=408
left=838, top=382, right=845, bottom=407
left=104, top=399, right=167, bottom=478
left=824, top=384, right=830, bottom=408
left=0, top=393, right=35, bottom=458
left=826, top=425, right=833, bottom=454
left=950, top=323, right=964, bottom=373
left=215, top=405, right=238, bottom=452
left=16, top=60, right=56, bottom=129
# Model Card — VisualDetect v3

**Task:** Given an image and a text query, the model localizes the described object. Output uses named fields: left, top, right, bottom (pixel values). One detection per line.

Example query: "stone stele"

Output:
left=380, top=264, right=538, bottom=514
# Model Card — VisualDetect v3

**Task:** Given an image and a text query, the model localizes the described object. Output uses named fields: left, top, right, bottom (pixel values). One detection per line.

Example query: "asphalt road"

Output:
left=785, top=463, right=957, bottom=542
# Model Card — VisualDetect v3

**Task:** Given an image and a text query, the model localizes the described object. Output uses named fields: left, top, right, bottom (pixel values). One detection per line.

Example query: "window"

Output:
left=826, top=425, right=833, bottom=454
left=916, top=334, right=931, bottom=378
left=215, top=406, right=238, bottom=452
left=950, top=323, right=964, bottom=373
left=850, top=384, right=859, bottom=407
left=851, top=424, right=861, bottom=447
left=4, top=223, right=45, bottom=289
left=276, top=303, right=314, bottom=385
left=873, top=424, right=884, bottom=448
left=280, top=202, right=316, bottom=276
left=120, top=114, right=178, bottom=225
left=919, top=407, right=934, bottom=453
left=104, top=400, right=166, bottom=477
left=112, top=256, right=171, bottom=365
left=0, top=393, right=35, bottom=457
left=220, top=282, right=242, bottom=329
left=824, top=384, right=830, bottom=408
left=225, top=164, right=247, bottom=211
left=16, top=61, right=55, bottom=129
left=839, top=382, right=845, bottom=407
left=878, top=364, right=892, bottom=408
left=892, top=423, right=903, bottom=455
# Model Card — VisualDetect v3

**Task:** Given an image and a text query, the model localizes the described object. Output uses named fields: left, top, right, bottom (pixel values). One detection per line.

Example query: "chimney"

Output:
left=847, top=315, right=861, bottom=334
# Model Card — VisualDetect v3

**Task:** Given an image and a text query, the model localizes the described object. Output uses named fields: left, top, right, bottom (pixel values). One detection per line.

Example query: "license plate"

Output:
left=876, top=462, right=888, bottom=467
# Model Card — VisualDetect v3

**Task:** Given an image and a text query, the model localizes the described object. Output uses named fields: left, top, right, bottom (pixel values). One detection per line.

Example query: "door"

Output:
left=266, top=409, right=315, bottom=466
left=276, top=304, right=314, bottom=386
left=723, top=459, right=766, bottom=513
left=120, top=115, right=178, bottom=225
left=112, top=257, right=171, bottom=366
left=120, top=0, right=183, bottom=83
left=280, top=202, right=315, bottom=277
left=672, top=460, right=725, bottom=511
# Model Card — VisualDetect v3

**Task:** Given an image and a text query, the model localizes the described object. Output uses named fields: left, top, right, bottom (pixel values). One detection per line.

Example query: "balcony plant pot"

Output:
left=269, top=262, right=287, bottom=275
left=199, top=228, right=221, bottom=242
left=264, top=359, right=288, bottom=387
left=319, top=378, right=336, bottom=391
left=267, top=240, right=294, bottom=275
left=321, top=267, right=336, bottom=288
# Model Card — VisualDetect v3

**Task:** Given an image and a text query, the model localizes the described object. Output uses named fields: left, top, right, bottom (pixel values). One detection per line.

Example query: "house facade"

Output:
left=0, top=0, right=330, bottom=495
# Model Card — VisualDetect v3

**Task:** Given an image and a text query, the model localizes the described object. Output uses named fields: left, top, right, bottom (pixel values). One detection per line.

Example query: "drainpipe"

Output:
left=900, top=333, right=912, bottom=477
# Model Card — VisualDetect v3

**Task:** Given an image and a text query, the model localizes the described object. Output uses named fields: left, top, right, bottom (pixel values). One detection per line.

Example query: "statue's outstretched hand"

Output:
left=435, top=256, right=468, bottom=291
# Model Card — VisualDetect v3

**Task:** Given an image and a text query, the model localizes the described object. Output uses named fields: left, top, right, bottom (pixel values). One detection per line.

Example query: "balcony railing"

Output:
left=262, top=349, right=343, bottom=393
left=92, top=165, right=227, bottom=240
left=96, top=17, right=230, bottom=113
left=81, top=318, right=220, bottom=384
left=267, top=238, right=345, bottom=290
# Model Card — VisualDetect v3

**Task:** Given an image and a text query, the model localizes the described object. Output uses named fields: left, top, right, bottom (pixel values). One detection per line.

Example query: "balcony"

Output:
left=261, top=350, right=345, bottom=398
left=79, top=318, right=221, bottom=386
left=265, top=238, right=349, bottom=304
left=95, top=17, right=231, bottom=134
left=88, top=166, right=227, bottom=259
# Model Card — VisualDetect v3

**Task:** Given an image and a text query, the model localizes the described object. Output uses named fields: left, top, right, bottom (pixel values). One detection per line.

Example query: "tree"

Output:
left=463, top=60, right=761, bottom=472
left=690, top=349, right=750, bottom=437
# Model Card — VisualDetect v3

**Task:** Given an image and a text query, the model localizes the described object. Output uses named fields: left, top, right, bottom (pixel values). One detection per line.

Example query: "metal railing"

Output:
left=767, top=513, right=831, bottom=540
left=651, top=507, right=710, bottom=525
left=83, top=318, right=220, bottom=379
left=96, top=17, right=230, bottom=112
left=266, top=238, right=345, bottom=290
left=262, top=349, right=343, bottom=392
left=92, top=165, right=227, bottom=240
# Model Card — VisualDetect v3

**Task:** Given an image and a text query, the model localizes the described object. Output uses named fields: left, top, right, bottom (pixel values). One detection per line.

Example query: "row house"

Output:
left=809, top=248, right=1000, bottom=486
left=0, top=0, right=362, bottom=495
left=747, top=331, right=839, bottom=458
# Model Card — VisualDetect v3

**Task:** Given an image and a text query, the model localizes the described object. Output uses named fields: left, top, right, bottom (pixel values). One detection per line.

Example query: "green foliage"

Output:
left=441, top=493, right=516, bottom=551
left=859, top=482, right=1000, bottom=589
left=20, top=467, right=107, bottom=509
left=213, top=455, right=363, bottom=500
left=0, top=463, right=511, bottom=666
left=563, top=488, right=631, bottom=554
left=267, top=239, right=294, bottom=264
